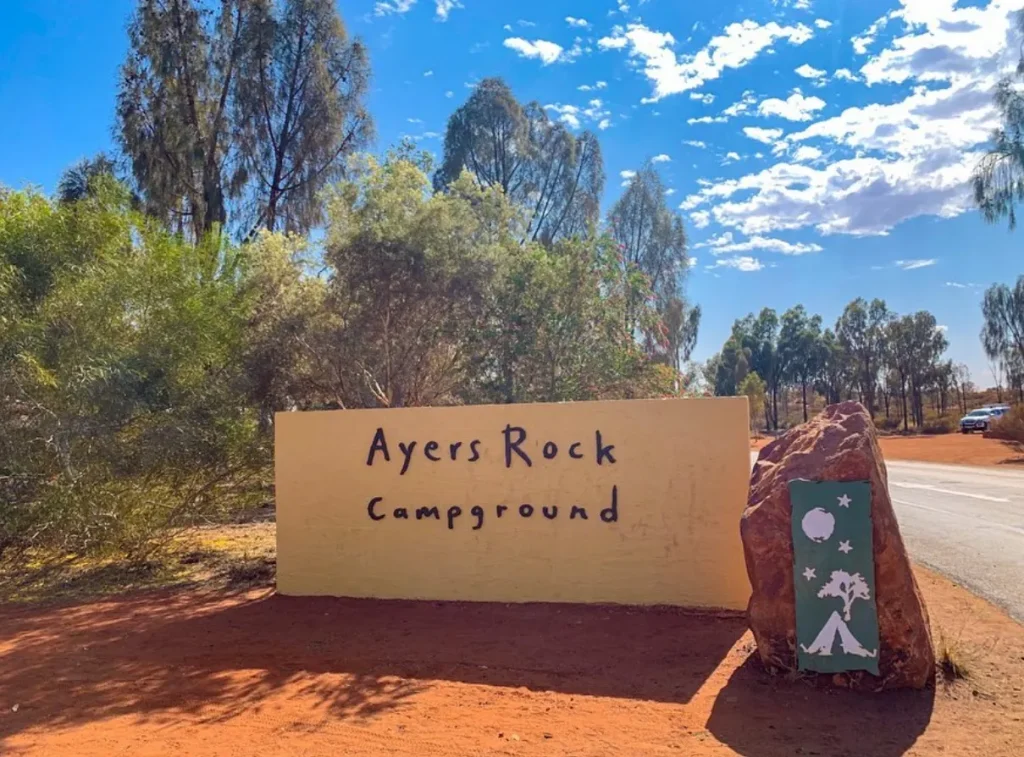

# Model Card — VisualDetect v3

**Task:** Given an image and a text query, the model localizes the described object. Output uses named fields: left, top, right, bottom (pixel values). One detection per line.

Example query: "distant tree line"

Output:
left=704, top=299, right=978, bottom=431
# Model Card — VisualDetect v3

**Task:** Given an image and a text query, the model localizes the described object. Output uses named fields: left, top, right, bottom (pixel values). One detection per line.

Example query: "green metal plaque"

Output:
left=790, top=479, right=880, bottom=675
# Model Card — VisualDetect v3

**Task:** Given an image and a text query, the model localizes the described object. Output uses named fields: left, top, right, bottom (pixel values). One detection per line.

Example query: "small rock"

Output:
left=11, top=704, right=19, bottom=713
left=544, top=733, right=553, bottom=739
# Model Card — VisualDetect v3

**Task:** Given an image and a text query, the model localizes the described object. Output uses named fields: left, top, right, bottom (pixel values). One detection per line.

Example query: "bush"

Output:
left=875, top=416, right=902, bottom=432
left=922, top=416, right=958, bottom=435
left=985, top=405, right=1024, bottom=442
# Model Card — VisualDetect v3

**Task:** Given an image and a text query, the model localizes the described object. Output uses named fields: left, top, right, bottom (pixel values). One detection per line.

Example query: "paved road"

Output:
left=750, top=453, right=1024, bottom=622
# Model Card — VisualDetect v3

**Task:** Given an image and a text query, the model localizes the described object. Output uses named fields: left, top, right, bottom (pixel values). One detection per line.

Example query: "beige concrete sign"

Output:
left=276, top=398, right=751, bottom=608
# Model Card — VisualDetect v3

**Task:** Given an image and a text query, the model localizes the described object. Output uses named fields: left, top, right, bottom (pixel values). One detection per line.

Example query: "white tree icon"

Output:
left=817, top=570, right=871, bottom=621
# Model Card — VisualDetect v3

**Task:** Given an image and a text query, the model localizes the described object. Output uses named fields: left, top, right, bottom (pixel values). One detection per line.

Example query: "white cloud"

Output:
left=578, top=80, right=608, bottom=91
left=503, top=23, right=513, bottom=32
left=722, top=90, right=758, bottom=118
left=945, top=281, right=967, bottom=288
left=666, top=188, right=676, bottom=196
left=688, top=115, right=728, bottom=125
left=374, top=0, right=416, bottom=17
left=620, top=169, right=637, bottom=187
left=545, top=99, right=612, bottom=131
left=743, top=127, right=784, bottom=144
left=566, top=16, right=590, bottom=28
left=435, top=0, right=461, bottom=20
left=709, top=255, right=764, bottom=272
left=851, top=11, right=896, bottom=56
left=757, top=91, right=826, bottom=121
left=598, top=20, right=814, bottom=102
left=937, top=324, right=949, bottom=332
left=407, top=117, right=423, bottom=124
left=792, top=145, right=823, bottom=161
left=682, top=139, right=707, bottom=148
left=690, top=92, right=715, bottom=104
left=895, top=258, right=937, bottom=270
left=680, top=153, right=982, bottom=237
left=423, top=70, right=434, bottom=77
left=652, top=153, right=671, bottom=163
left=815, top=19, right=832, bottom=30
left=445, top=90, right=454, bottom=98
left=833, top=68, right=859, bottom=81
left=504, top=38, right=564, bottom=65
left=690, top=210, right=711, bottom=228
left=723, top=151, right=742, bottom=164
left=795, top=63, right=827, bottom=79
left=695, top=231, right=823, bottom=255
left=688, top=256, right=698, bottom=268
left=518, top=19, right=536, bottom=28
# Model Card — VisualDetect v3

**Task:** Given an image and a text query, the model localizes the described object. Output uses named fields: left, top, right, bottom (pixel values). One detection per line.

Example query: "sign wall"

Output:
left=275, top=398, right=751, bottom=608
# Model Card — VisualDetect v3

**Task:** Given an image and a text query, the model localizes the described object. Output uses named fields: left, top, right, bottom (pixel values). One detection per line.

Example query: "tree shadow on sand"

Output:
left=0, top=590, right=746, bottom=740
left=706, top=655, right=934, bottom=757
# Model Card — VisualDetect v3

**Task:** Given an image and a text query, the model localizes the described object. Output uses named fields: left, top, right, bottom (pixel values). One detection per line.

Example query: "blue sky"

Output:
left=1, top=0, right=1021, bottom=386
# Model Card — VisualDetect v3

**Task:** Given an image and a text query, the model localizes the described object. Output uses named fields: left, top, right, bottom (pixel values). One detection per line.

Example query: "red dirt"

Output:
left=752, top=433, right=1024, bottom=468
left=1, top=568, right=1022, bottom=756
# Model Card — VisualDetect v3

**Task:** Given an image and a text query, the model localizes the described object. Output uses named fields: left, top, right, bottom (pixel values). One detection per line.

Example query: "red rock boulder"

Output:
left=742, top=401, right=935, bottom=689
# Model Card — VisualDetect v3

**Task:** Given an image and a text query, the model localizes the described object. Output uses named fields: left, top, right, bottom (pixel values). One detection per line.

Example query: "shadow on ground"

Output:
left=0, top=590, right=746, bottom=739
left=707, top=655, right=934, bottom=757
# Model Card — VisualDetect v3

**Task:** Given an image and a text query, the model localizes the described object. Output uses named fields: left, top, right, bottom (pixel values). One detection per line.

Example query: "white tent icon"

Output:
left=800, top=610, right=878, bottom=658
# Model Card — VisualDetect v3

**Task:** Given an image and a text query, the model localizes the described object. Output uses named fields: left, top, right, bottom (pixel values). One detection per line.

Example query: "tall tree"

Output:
left=981, top=276, right=1024, bottom=373
left=117, top=0, right=371, bottom=239
left=56, top=154, right=120, bottom=204
left=434, top=79, right=603, bottom=244
left=234, top=0, right=372, bottom=234
left=117, top=0, right=246, bottom=238
left=973, top=10, right=1024, bottom=229
left=836, top=298, right=890, bottom=417
left=609, top=163, right=688, bottom=310
left=815, top=328, right=849, bottom=405
left=779, top=305, right=823, bottom=422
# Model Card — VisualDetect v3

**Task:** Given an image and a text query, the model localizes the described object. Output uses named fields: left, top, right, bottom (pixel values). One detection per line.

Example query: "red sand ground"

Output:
left=1, top=568, right=1022, bottom=756
left=752, top=433, right=1024, bottom=468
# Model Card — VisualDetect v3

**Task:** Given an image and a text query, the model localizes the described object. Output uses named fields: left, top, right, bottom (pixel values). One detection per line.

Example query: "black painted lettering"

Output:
left=503, top=425, right=532, bottom=468
left=542, top=441, right=558, bottom=460
left=468, top=439, right=482, bottom=462
left=416, top=506, right=440, bottom=520
left=449, top=441, right=462, bottom=460
left=447, top=506, right=463, bottom=530
left=367, top=428, right=390, bottom=466
left=542, top=505, right=558, bottom=520
left=596, top=431, right=616, bottom=465
left=601, top=485, right=619, bottom=523
left=497, top=505, right=508, bottom=518
left=368, top=496, right=385, bottom=521
left=394, top=507, right=409, bottom=519
left=424, top=441, right=441, bottom=462
left=570, top=505, right=589, bottom=520
left=569, top=442, right=583, bottom=459
left=398, top=441, right=417, bottom=475
left=471, top=505, right=484, bottom=530
left=519, top=503, right=534, bottom=518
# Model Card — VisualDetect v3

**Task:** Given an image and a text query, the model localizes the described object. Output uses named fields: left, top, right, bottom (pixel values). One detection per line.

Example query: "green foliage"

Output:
left=738, top=371, right=766, bottom=433
left=973, top=11, right=1024, bottom=230
left=117, top=0, right=372, bottom=239
left=435, top=78, right=604, bottom=245
left=1, top=185, right=266, bottom=558
left=981, top=277, right=1024, bottom=403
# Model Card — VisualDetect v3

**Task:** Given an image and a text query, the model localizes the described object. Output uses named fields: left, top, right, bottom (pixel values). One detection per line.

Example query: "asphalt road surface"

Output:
left=749, top=453, right=1024, bottom=622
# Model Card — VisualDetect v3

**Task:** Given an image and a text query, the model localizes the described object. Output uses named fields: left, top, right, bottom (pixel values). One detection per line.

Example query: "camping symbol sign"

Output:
left=789, top=479, right=880, bottom=675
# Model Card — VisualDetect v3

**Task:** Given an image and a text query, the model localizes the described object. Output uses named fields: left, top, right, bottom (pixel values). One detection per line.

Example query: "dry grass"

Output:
left=936, top=628, right=971, bottom=682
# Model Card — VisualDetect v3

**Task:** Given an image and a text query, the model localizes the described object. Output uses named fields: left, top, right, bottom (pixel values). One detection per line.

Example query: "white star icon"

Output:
left=802, top=567, right=816, bottom=581
left=837, top=494, right=852, bottom=508
left=838, top=540, right=853, bottom=554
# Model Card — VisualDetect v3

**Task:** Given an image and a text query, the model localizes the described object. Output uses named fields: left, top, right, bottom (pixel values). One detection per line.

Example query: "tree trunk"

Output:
left=801, top=379, right=808, bottom=423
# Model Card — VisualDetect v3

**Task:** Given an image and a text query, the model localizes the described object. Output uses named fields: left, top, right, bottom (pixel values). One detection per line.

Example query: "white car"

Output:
left=959, top=406, right=1010, bottom=433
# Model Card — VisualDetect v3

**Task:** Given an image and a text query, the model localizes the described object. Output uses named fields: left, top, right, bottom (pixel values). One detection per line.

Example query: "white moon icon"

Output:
left=801, top=507, right=835, bottom=543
